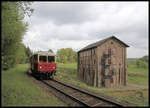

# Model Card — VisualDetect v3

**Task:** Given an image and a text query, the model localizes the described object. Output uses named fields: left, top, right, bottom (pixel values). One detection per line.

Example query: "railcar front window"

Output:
left=48, top=56, right=55, bottom=62
left=39, top=56, right=47, bottom=62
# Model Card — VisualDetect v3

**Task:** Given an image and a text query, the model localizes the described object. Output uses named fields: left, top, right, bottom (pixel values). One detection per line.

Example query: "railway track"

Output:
left=41, top=78, right=136, bottom=107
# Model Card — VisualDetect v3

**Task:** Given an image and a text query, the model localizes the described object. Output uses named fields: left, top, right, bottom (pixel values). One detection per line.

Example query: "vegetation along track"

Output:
left=41, top=78, right=136, bottom=107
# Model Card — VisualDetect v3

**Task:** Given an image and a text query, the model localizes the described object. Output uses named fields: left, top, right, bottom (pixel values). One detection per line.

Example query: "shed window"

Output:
left=48, top=56, right=55, bottom=62
left=39, top=56, right=47, bottom=62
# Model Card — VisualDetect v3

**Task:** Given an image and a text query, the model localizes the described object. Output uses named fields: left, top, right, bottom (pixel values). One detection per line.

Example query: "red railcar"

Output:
left=30, top=51, right=56, bottom=79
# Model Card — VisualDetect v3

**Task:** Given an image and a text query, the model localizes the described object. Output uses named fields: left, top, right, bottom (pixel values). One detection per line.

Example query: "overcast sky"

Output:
left=23, top=2, right=148, bottom=58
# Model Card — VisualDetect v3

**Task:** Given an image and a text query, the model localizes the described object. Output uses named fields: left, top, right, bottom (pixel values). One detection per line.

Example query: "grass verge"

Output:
left=2, top=64, right=65, bottom=106
left=128, top=73, right=148, bottom=85
left=56, top=62, right=149, bottom=106
left=127, top=63, right=148, bottom=73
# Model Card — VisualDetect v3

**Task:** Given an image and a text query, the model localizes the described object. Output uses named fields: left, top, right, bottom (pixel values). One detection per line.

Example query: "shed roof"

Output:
left=78, top=36, right=129, bottom=52
left=33, top=51, right=55, bottom=56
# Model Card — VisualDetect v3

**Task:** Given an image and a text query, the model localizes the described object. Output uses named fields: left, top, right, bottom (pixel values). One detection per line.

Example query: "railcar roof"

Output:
left=78, top=36, right=129, bottom=52
left=33, top=51, right=55, bottom=56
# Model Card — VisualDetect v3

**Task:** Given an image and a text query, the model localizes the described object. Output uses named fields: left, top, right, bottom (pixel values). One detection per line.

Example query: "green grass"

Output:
left=55, top=62, right=149, bottom=106
left=2, top=62, right=148, bottom=106
left=127, top=62, right=148, bottom=86
left=128, top=74, right=148, bottom=85
left=127, top=64, right=148, bottom=73
left=99, top=88, right=149, bottom=106
left=57, top=63, right=77, bottom=69
left=2, top=64, right=65, bottom=106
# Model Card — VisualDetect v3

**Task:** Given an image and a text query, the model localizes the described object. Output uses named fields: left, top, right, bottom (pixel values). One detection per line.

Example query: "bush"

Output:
left=136, top=59, right=148, bottom=68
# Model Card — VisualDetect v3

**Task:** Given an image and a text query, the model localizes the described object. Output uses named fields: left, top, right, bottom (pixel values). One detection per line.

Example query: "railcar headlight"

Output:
left=40, top=66, right=42, bottom=69
left=53, top=67, right=55, bottom=69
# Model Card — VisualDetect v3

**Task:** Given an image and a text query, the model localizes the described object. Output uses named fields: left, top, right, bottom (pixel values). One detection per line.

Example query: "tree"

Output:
left=25, top=46, right=32, bottom=63
left=73, top=51, right=77, bottom=62
left=140, top=55, right=148, bottom=62
left=136, top=58, right=147, bottom=68
left=136, top=59, right=140, bottom=68
left=56, top=48, right=67, bottom=63
left=48, top=49, right=54, bottom=53
left=16, top=42, right=28, bottom=64
left=56, top=48, right=77, bottom=63
left=2, top=2, right=34, bottom=70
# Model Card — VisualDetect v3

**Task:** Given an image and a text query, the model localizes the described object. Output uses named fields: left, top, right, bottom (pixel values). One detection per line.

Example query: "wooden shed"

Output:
left=77, top=36, right=129, bottom=88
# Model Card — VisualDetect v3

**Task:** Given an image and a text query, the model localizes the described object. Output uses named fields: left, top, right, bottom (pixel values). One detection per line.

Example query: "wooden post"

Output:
left=124, top=48, right=127, bottom=86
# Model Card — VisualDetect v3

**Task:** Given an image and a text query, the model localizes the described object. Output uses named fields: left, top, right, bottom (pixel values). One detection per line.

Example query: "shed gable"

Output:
left=78, top=36, right=129, bottom=53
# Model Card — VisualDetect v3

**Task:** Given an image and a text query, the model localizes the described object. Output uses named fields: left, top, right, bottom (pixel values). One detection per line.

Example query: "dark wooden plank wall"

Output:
left=78, top=48, right=97, bottom=86
left=97, top=39, right=127, bottom=88
left=78, top=38, right=127, bottom=88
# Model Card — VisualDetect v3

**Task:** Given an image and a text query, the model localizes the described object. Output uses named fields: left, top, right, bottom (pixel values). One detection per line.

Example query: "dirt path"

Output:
left=127, top=72, right=148, bottom=76
left=127, top=83, right=148, bottom=89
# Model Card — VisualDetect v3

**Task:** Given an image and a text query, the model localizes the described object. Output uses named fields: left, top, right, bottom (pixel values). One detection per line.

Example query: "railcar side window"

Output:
left=48, top=56, right=55, bottom=62
left=39, top=56, right=47, bottom=62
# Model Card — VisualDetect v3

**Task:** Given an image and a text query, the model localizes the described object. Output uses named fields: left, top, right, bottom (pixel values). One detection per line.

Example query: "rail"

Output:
left=41, top=78, right=136, bottom=107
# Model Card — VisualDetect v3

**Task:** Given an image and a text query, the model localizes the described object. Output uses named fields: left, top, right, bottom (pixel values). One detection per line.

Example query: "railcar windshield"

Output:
left=48, top=56, right=55, bottom=62
left=39, top=56, right=47, bottom=62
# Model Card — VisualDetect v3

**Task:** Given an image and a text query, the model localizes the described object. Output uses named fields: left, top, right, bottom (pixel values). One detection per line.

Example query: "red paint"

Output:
left=38, top=61, right=56, bottom=72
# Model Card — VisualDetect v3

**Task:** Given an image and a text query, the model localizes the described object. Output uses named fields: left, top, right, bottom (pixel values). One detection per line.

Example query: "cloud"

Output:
left=29, top=2, right=95, bottom=25
left=23, top=2, right=148, bottom=58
